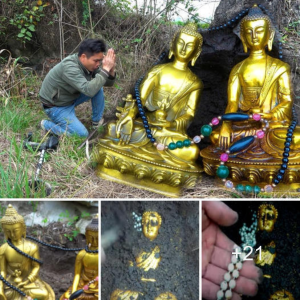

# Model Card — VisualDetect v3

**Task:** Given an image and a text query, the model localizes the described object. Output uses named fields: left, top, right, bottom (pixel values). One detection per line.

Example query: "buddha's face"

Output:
left=258, top=205, right=277, bottom=232
left=174, top=32, right=198, bottom=63
left=3, top=223, right=25, bottom=243
left=86, top=230, right=98, bottom=250
left=242, top=19, right=270, bottom=50
left=142, top=212, right=161, bottom=241
left=269, top=290, right=294, bottom=300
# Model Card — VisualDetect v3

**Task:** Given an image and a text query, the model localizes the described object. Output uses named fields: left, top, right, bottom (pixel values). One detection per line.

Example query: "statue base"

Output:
left=94, top=142, right=202, bottom=198
left=201, top=147, right=300, bottom=185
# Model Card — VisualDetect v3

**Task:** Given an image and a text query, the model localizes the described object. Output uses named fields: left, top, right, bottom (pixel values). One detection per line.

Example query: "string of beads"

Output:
left=27, top=235, right=98, bottom=253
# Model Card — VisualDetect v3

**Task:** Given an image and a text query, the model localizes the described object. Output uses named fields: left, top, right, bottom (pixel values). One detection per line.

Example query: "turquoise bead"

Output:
left=176, top=141, right=184, bottom=148
left=183, top=139, right=191, bottom=147
left=236, top=184, right=245, bottom=192
left=169, top=142, right=177, bottom=150
left=253, top=185, right=261, bottom=193
left=245, top=185, right=253, bottom=193
left=216, top=165, right=229, bottom=179
left=201, top=125, right=212, bottom=137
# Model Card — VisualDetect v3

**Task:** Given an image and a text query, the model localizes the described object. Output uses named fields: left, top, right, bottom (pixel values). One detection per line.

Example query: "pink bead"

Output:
left=211, top=117, right=220, bottom=126
left=220, top=153, right=229, bottom=162
left=156, top=143, right=165, bottom=151
left=252, top=113, right=261, bottom=121
left=264, top=185, right=273, bottom=193
left=95, top=276, right=99, bottom=281
left=83, top=285, right=89, bottom=291
left=256, top=130, right=265, bottom=139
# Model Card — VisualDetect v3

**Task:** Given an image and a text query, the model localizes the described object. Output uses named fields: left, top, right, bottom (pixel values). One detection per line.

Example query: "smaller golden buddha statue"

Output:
left=269, top=290, right=295, bottom=300
left=201, top=4, right=300, bottom=186
left=110, top=211, right=177, bottom=300
left=94, top=24, right=204, bottom=197
left=0, top=204, right=55, bottom=300
left=60, top=216, right=98, bottom=300
left=257, top=204, right=278, bottom=232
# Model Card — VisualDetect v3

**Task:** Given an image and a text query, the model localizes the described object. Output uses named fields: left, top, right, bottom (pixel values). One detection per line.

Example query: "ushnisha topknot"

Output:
left=240, top=4, right=275, bottom=36
left=0, top=204, right=25, bottom=226
left=86, top=215, right=98, bottom=232
left=142, top=211, right=162, bottom=226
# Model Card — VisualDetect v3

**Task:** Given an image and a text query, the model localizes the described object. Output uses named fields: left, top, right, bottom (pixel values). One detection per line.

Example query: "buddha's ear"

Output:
left=268, top=29, right=275, bottom=52
left=168, top=49, right=174, bottom=60
left=241, top=36, right=248, bottom=53
left=191, top=49, right=202, bottom=66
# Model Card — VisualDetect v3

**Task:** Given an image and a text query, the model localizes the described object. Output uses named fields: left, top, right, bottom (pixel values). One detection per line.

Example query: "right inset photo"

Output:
left=202, top=201, right=300, bottom=300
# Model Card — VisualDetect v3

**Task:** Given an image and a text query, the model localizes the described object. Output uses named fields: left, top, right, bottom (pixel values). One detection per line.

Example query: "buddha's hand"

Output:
left=16, top=279, right=30, bottom=289
left=259, top=112, right=272, bottom=120
left=149, top=119, right=174, bottom=128
left=218, top=123, right=232, bottom=150
left=116, top=113, right=134, bottom=145
left=202, top=201, right=263, bottom=300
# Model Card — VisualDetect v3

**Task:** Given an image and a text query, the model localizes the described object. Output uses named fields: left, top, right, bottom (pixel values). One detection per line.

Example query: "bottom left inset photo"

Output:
left=0, top=200, right=99, bottom=300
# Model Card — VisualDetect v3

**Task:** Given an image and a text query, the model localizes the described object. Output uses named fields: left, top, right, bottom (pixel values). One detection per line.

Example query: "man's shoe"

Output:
left=91, top=118, right=104, bottom=129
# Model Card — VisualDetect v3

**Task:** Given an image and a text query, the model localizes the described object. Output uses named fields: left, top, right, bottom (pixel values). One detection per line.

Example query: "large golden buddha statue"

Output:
left=60, top=216, right=98, bottom=300
left=201, top=4, right=300, bottom=187
left=94, top=24, right=203, bottom=197
left=110, top=211, right=177, bottom=300
left=0, top=204, right=55, bottom=300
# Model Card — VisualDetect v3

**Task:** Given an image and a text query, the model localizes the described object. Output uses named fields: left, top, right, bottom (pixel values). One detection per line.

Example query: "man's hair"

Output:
left=78, top=39, right=106, bottom=58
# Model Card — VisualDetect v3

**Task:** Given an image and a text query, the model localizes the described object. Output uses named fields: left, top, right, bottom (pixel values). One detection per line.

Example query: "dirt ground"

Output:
left=101, top=201, right=199, bottom=300
left=221, top=201, right=300, bottom=300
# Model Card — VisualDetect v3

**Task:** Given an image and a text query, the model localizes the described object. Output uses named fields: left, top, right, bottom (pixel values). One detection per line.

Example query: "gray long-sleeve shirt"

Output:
left=39, top=53, right=115, bottom=107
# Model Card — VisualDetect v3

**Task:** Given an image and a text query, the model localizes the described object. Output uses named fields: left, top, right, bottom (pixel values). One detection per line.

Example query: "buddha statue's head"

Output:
left=85, top=215, right=98, bottom=250
left=142, top=211, right=162, bottom=241
left=169, top=23, right=203, bottom=66
left=269, top=290, right=294, bottom=300
left=240, top=4, right=275, bottom=53
left=257, top=204, right=278, bottom=232
left=0, top=204, right=26, bottom=242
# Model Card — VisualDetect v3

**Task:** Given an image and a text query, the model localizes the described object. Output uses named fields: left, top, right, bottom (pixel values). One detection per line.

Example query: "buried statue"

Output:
left=200, top=4, right=300, bottom=192
left=60, top=217, right=99, bottom=300
left=110, top=211, right=177, bottom=300
left=0, top=204, right=55, bottom=300
left=93, top=24, right=203, bottom=197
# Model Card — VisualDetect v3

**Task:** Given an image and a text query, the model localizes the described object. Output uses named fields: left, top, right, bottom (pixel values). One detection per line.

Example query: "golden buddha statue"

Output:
left=269, top=290, right=295, bottom=300
left=94, top=24, right=203, bottom=197
left=201, top=4, right=300, bottom=186
left=60, top=216, right=98, bottom=300
left=110, top=211, right=177, bottom=300
left=257, top=204, right=278, bottom=232
left=0, top=204, right=55, bottom=300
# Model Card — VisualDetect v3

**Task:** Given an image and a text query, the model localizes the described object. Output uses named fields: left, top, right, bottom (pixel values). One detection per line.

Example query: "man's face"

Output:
left=142, top=213, right=161, bottom=241
left=3, top=223, right=24, bottom=242
left=243, top=19, right=270, bottom=50
left=174, top=32, right=198, bottom=63
left=80, top=52, right=104, bottom=72
left=258, top=206, right=276, bottom=232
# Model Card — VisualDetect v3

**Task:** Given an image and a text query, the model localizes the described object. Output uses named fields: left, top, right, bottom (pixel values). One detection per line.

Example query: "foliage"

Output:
left=1, top=0, right=49, bottom=44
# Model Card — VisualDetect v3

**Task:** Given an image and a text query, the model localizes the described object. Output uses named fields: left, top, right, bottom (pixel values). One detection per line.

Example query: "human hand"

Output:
left=218, top=122, right=232, bottom=150
left=202, top=201, right=263, bottom=300
left=102, top=48, right=116, bottom=74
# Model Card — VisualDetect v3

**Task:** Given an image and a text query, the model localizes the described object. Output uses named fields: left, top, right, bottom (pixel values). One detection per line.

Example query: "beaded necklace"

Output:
left=133, top=5, right=297, bottom=195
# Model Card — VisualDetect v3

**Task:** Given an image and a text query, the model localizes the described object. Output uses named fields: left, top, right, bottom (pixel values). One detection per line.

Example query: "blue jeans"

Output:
left=42, top=88, right=104, bottom=138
